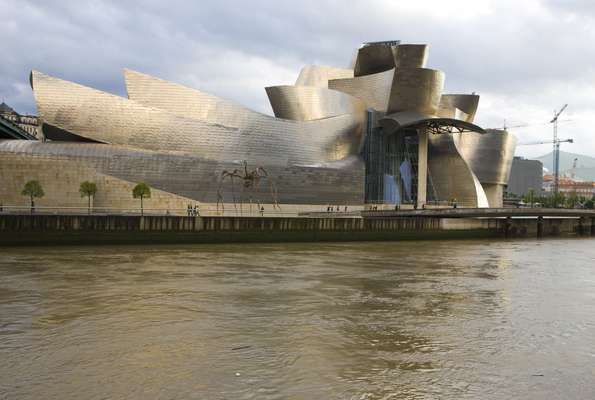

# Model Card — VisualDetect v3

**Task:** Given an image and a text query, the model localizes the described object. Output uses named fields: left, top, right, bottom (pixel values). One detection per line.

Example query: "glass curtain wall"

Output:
left=362, top=117, right=437, bottom=205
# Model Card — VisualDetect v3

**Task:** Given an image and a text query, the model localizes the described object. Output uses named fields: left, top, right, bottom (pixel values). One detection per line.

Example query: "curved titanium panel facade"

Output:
left=328, top=68, right=395, bottom=112
left=436, top=106, right=470, bottom=122
left=439, top=94, right=480, bottom=123
left=33, top=70, right=364, bottom=164
left=354, top=44, right=397, bottom=77
left=428, top=133, right=489, bottom=208
left=123, top=69, right=365, bottom=157
left=394, top=44, right=429, bottom=68
left=453, top=129, right=517, bottom=185
left=387, top=68, right=445, bottom=115
left=295, top=65, right=353, bottom=87
left=453, top=129, right=517, bottom=207
left=265, top=85, right=366, bottom=121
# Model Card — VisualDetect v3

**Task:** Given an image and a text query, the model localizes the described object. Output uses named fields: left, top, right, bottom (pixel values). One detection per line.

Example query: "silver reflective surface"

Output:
left=387, top=68, right=445, bottom=115
left=265, top=85, right=366, bottom=121
left=454, top=129, right=517, bottom=186
left=454, top=129, right=517, bottom=207
left=429, top=133, right=490, bottom=207
left=295, top=65, right=354, bottom=87
left=354, top=43, right=398, bottom=77
left=1, top=239, right=595, bottom=399
left=34, top=70, right=363, bottom=164
left=394, top=44, right=429, bottom=68
left=439, top=94, right=480, bottom=123
left=329, top=68, right=395, bottom=112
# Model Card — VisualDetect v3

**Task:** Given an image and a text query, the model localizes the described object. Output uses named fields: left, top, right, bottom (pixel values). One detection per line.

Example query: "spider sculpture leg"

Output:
left=252, top=176, right=262, bottom=213
left=216, top=188, right=224, bottom=215
left=268, top=179, right=281, bottom=210
left=238, top=182, right=246, bottom=216
left=217, top=171, right=229, bottom=215
left=230, top=175, right=238, bottom=213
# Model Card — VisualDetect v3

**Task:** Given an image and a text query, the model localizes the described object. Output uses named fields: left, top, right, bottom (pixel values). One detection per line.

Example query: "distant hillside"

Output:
left=536, top=151, right=595, bottom=181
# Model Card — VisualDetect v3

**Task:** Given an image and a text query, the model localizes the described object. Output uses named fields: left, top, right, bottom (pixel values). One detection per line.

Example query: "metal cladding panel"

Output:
left=328, top=68, right=394, bottom=112
left=295, top=65, right=354, bottom=87
left=453, top=129, right=517, bottom=185
left=387, top=68, right=445, bottom=115
left=394, top=44, right=429, bottom=68
left=354, top=44, right=397, bottom=77
left=0, top=140, right=365, bottom=204
left=32, top=70, right=363, bottom=165
left=439, top=94, right=480, bottom=123
left=265, top=85, right=366, bottom=121
left=436, top=106, right=469, bottom=122
left=123, top=69, right=365, bottom=160
left=428, top=133, right=489, bottom=208
left=124, top=69, right=258, bottom=129
left=481, top=183, right=505, bottom=208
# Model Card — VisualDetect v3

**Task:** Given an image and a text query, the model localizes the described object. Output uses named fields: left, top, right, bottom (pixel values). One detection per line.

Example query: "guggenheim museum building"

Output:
left=0, top=41, right=516, bottom=210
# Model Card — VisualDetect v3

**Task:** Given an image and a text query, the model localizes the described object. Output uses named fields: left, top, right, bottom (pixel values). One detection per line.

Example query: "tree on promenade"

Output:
left=565, top=192, right=579, bottom=209
left=79, top=181, right=97, bottom=214
left=132, top=182, right=151, bottom=216
left=523, top=188, right=535, bottom=207
left=21, top=180, right=44, bottom=214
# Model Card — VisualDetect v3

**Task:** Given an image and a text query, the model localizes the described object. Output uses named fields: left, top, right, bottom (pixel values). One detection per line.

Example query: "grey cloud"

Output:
left=1, top=0, right=594, bottom=156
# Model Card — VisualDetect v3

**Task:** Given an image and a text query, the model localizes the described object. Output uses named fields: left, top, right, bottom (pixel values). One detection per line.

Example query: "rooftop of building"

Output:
left=0, top=102, right=16, bottom=114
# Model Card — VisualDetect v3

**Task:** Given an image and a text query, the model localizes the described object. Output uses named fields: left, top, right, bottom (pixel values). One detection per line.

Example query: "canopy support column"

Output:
left=417, top=127, right=428, bottom=208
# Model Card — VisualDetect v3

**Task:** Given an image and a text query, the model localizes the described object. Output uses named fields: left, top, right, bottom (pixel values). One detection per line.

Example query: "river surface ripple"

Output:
left=1, top=239, right=595, bottom=399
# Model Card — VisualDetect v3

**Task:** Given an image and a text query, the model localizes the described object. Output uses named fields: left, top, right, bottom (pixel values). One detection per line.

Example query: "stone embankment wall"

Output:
left=0, top=154, right=195, bottom=211
left=0, top=214, right=593, bottom=246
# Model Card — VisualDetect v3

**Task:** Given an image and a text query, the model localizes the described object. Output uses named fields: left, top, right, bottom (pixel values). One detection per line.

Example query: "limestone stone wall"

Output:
left=0, top=154, right=196, bottom=212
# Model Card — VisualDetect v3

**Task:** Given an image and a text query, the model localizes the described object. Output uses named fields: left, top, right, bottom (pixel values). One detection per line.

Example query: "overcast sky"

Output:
left=2, top=0, right=594, bottom=160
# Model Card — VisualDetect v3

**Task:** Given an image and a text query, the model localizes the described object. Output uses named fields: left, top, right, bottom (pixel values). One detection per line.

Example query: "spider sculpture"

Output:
left=216, top=160, right=281, bottom=214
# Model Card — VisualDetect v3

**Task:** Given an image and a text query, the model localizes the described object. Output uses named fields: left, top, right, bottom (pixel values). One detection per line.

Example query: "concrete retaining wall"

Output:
left=0, top=214, right=592, bottom=246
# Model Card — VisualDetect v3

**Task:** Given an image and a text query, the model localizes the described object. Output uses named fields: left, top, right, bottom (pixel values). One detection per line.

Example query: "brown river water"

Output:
left=1, top=238, right=595, bottom=399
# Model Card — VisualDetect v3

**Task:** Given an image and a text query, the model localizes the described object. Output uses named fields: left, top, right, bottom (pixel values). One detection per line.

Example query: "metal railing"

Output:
left=0, top=201, right=464, bottom=218
left=0, top=204, right=367, bottom=218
